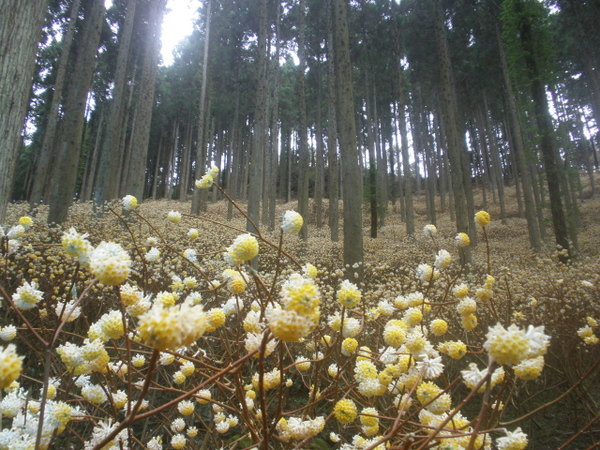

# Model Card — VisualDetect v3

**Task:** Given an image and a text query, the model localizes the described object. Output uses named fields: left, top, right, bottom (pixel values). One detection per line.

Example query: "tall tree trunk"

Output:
left=397, top=69, right=415, bottom=236
left=365, top=73, right=378, bottom=238
left=333, top=0, right=364, bottom=275
left=227, top=87, right=241, bottom=220
left=480, top=97, right=507, bottom=224
left=125, top=0, right=165, bottom=200
left=191, top=0, right=213, bottom=214
left=374, top=89, right=387, bottom=227
left=315, top=62, right=325, bottom=229
left=30, top=0, right=80, bottom=207
left=151, top=133, right=164, bottom=199
left=246, top=0, right=269, bottom=234
left=165, top=121, right=179, bottom=200
left=93, top=0, right=137, bottom=206
left=496, top=22, right=540, bottom=249
left=179, top=115, right=193, bottom=202
left=80, top=106, right=103, bottom=201
left=48, top=0, right=105, bottom=224
left=516, top=1, right=571, bottom=260
left=327, top=0, right=339, bottom=242
left=297, top=0, right=309, bottom=240
left=423, top=114, right=437, bottom=225
left=432, top=0, right=471, bottom=264
left=0, top=0, right=47, bottom=222
left=265, top=2, right=282, bottom=230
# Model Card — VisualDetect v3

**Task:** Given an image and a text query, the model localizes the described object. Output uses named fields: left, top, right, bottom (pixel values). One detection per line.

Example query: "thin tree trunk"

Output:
left=327, top=0, right=339, bottom=242
left=365, top=73, right=378, bottom=238
left=432, top=0, right=471, bottom=263
left=315, top=62, right=325, bottom=229
left=179, top=116, right=193, bottom=201
left=397, top=69, right=415, bottom=236
left=191, top=0, right=213, bottom=214
left=374, top=89, right=387, bottom=227
left=151, top=134, right=164, bottom=199
left=81, top=106, right=104, bottom=201
left=246, top=0, right=269, bottom=235
left=297, top=0, right=309, bottom=240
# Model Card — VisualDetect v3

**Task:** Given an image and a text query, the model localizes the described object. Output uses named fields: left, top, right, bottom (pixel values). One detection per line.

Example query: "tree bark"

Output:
left=432, top=0, right=471, bottom=264
left=30, top=0, right=81, bottom=207
left=365, top=73, right=378, bottom=238
left=191, top=0, right=213, bottom=214
left=0, top=0, right=47, bottom=222
left=327, top=0, right=339, bottom=242
left=246, top=0, right=269, bottom=234
left=496, top=21, right=541, bottom=250
left=297, top=0, right=309, bottom=240
left=333, top=0, right=364, bottom=275
left=516, top=2, right=570, bottom=258
left=48, top=0, right=105, bottom=224
left=124, top=0, right=165, bottom=200
left=315, top=61, right=325, bottom=229
left=397, top=68, right=415, bottom=236
left=93, top=0, right=137, bottom=206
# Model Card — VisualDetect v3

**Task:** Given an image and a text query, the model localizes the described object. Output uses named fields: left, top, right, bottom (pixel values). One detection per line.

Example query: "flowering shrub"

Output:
left=0, top=189, right=598, bottom=449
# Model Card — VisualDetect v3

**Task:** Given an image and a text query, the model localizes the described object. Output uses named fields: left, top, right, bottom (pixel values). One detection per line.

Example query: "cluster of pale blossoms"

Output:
left=61, top=226, right=132, bottom=286
left=577, top=316, right=599, bottom=345
left=195, top=164, right=220, bottom=189
left=0, top=215, right=34, bottom=255
left=224, top=233, right=259, bottom=265
left=0, top=380, right=83, bottom=449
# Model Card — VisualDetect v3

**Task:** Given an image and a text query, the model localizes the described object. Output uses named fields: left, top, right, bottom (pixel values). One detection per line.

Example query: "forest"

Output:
left=0, top=0, right=599, bottom=448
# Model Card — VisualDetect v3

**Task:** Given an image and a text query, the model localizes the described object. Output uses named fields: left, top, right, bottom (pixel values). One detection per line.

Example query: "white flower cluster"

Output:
left=12, top=280, right=43, bottom=310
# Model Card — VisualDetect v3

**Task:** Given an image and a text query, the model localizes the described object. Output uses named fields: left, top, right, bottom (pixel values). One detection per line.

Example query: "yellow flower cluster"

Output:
left=89, top=241, right=131, bottom=285
left=267, top=273, right=320, bottom=341
left=0, top=344, right=23, bottom=389
left=276, top=416, right=325, bottom=442
left=333, top=398, right=358, bottom=423
left=57, top=339, right=110, bottom=375
left=438, top=340, right=467, bottom=360
left=484, top=323, right=550, bottom=367
left=18, top=216, right=33, bottom=227
left=281, top=210, right=304, bottom=233
left=251, top=368, right=282, bottom=391
left=430, top=319, right=448, bottom=336
left=122, top=195, right=138, bottom=210
left=12, top=280, right=43, bottom=310
left=225, top=233, right=259, bottom=264
left=337, top=280, right=362, bottom=308
left=455, top=232, right=471, bottom=247
left=62, top=227, right=93, bottom=263
left=475, top=210, right=491, bottom=227
left=195, top=165, right=219, bottom=189
left=137, top=303, right=208, bottom=351
left=577, top=317, right=599, bottom=345
left=383, top=319, right=407, bottom=348
left=222, top=269, right=247, bottom=294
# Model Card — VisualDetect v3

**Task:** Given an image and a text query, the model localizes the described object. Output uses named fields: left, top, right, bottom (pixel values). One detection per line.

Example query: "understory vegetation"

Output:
left=0, top=179, right=599, bottom=449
